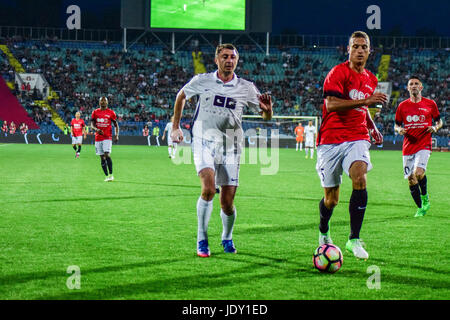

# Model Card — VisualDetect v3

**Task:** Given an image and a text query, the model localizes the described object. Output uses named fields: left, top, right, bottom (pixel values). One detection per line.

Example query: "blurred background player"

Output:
left=70, top=111, right=86, bottom=158
left=394, top=76, right=442, bottom=217
left=304, top=120, right=316, bottom=159
left=162, top=116, right=177, bottom=159
left=90, top=96, right=119, bottom=182
left=152, top=125, right=160, bottom=147
left=142, top=124, right=151, bottom=146
left=315, top=31, right=386, bottom=260
left=170, top=43, right=273, bottom=258
left=294, top=122, right=304, bottom=151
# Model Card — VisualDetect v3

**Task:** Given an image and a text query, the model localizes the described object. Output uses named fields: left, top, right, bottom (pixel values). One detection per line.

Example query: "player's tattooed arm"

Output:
left=259, top=93, right=273, bottom=121
left=366, top=109, right=383, bottom=145
left=394, top=122, right=406, bottom=135
left=90, top=121, right=103, bottom=135
left=326, top=92, right=387, bottom=112
left=112, top=119, right=119, bottom=142
left=427, top=118, right=443, bottom=133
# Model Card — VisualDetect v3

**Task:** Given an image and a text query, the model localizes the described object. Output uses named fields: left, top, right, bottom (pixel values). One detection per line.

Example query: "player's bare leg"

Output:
left=346, top=161, right=369, bottom=259
left=220, top=186, right=238, bottom=253
left=197, top=168, right=216, bottom=257
left=319, top=186, right=339, bottom=245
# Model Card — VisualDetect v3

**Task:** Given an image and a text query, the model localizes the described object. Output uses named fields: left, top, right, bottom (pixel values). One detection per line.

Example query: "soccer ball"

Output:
left=313, top=244, right=343, bottom=273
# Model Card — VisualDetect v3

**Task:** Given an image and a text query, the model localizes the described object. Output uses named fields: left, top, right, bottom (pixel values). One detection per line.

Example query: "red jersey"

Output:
left=318, top=61, right=378, bottom=146
left=91, top=108, right=117, bottom=142
left=395, top=97, right=440, bottom=156
left=70, top=118, right=85, bottom=137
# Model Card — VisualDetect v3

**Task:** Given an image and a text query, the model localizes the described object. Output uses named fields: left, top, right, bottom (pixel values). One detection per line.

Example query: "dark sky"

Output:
left=0, top=0, right=449, bottom=36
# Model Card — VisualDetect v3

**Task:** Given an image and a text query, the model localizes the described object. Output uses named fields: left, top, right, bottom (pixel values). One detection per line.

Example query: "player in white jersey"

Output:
left=162, top=116, right=177, bottom=159
left=171, top=43, right=273, bottom=257
left=304, top=120, right=317, bottom=159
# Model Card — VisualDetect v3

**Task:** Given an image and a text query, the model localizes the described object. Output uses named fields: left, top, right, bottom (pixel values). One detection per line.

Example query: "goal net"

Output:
left=242, top=115, right=319, bottom=148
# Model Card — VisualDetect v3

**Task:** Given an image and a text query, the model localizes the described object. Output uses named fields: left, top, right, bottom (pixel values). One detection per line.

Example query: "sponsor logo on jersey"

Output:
left=406, top=115, right=426, bottom=123
left=349, top=89, right=369, bottom=101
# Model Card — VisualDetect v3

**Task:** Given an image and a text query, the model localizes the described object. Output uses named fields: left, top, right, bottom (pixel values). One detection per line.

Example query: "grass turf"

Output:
left=0, top=143, right=449, bottom=300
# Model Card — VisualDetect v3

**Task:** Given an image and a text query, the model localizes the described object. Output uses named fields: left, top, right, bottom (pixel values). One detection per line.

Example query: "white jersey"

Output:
left=182, top=71, right=261, bottom=149
left=165, top=122, right=173, bottom=137
left=305, top=125, right=316, bottom=141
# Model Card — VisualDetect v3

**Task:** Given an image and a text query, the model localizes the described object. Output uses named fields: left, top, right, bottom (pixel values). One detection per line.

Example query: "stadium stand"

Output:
left=0, top=37, right=448, bottom=143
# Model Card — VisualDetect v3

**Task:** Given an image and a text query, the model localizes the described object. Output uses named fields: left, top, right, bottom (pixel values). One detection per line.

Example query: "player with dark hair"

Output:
left=90, top=96, right=119, bottom=182
left=315, top=31, right=387, bottom=260
left=171, top=43, right=273, bottom=257
left=71, top=112, right=86, bottom=158
left=394, top=76, right=442, bottom=217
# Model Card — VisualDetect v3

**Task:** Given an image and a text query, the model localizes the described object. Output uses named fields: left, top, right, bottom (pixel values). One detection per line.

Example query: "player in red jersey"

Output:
left=70, top=112, right=86, bottom=158
left=315, top=31, right=387, bottom=260
left=394, top=76, right=442, bottom=217
left=90, top=96, right=119, bottom=182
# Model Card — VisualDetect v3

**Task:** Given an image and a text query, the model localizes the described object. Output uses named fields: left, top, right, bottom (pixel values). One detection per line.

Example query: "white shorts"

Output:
left=167, top=138, right=177, bottom=147
left=95, top=140, right=112, bottom=155
left=192, top=137, right=240, bottom=187
left=402, top=150, right=431, bottom=179
left=72, top=136, right=83, bottom=145
left=316, top=140, right=372, bottom=188
left=305, top=138, right=315, bottom=148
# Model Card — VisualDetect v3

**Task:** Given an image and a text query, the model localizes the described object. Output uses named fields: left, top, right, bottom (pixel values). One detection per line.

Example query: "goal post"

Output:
left=242, top=115, right=320, bottom=148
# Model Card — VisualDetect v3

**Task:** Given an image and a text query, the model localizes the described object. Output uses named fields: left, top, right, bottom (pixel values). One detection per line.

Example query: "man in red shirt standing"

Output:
left=315, top=31, right=387, bottom=260
left=71, top=112, right=86, bottom=158
left=90, top=96, right=119, bottom=182
left=394, top=76, right=442, bottom=217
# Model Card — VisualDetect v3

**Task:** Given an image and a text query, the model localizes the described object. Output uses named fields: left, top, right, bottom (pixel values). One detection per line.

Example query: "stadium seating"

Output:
left=0, top=38, right=447, bottom=143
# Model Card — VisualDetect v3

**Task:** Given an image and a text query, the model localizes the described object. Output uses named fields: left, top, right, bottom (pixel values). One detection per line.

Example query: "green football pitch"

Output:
left=151, top=0, right=246, bottom=30
left=0, top=143, right=449, bottom=300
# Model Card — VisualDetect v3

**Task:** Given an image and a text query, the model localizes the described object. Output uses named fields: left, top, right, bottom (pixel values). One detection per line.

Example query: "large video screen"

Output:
left=150, top=0, right=246, bottom=31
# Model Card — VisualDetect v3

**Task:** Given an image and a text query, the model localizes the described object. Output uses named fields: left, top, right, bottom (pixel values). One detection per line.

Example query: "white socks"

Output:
left=310, top=148, right=314, bottom=158
left=221, top=208, right=236, bottom=240
left=197, top=197, right=213, bottom=242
